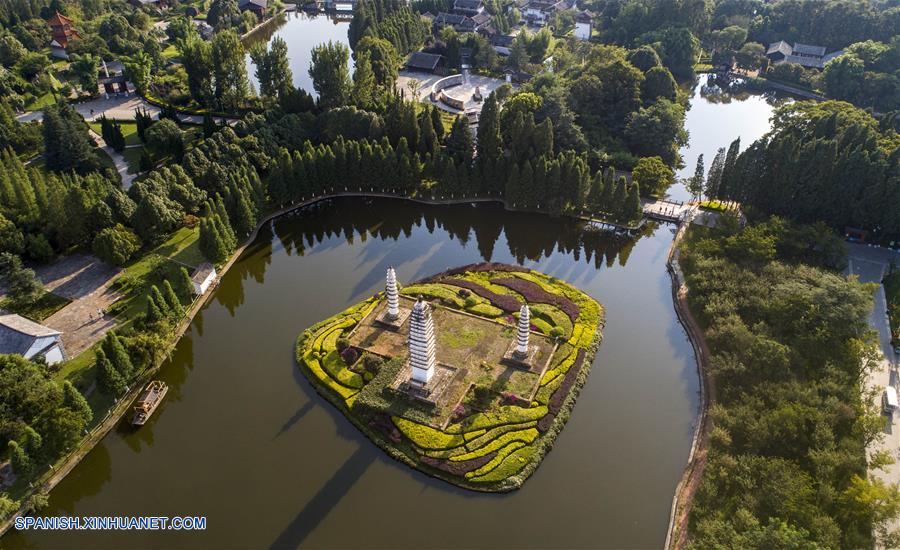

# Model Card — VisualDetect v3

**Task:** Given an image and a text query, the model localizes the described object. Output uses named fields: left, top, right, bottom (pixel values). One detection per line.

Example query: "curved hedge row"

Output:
left=295, top=263, right=604, bottom=492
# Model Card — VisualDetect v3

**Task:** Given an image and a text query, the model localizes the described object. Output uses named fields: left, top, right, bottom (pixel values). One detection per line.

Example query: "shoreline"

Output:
left=0, top=191, right=668, bottom=538
left=662, top=218, right=714, bottom=549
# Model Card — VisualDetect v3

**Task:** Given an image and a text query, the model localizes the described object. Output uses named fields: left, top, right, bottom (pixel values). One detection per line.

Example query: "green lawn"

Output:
left=88, top=121, right=142, bottom=146
left=152, top=226, right=203, bottom=268
left=162, top=44, right=180, bottom=60
left=25, top=91, right=60, bottom=111
left=0, top=290, right=70, bottom=322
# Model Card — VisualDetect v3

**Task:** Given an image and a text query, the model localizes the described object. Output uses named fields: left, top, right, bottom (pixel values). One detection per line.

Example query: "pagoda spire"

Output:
left=516, top=303, right=530, bottom=356
left=386, top=266, right=400, bottom=320
left=408, top=298, right=436, bottom=386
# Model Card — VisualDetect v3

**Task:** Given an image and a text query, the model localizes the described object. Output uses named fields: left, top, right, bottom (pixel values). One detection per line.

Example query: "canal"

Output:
left=4, top=78, right=785, bottom=548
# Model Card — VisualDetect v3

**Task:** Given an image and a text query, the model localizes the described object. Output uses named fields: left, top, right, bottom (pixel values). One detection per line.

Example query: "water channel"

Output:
left=5, top=69, right=786, bottom=549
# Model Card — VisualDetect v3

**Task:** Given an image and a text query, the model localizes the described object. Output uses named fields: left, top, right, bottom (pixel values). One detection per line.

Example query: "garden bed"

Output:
left=295, top=263, right=604, bottom=491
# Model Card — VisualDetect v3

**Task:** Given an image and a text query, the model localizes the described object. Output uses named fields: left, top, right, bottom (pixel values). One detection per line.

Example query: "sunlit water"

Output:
left=3, top=77, right=786, bottom=548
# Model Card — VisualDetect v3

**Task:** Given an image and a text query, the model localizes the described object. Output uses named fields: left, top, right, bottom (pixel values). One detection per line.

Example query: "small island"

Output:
left=295, top=262, right=604, bottom=491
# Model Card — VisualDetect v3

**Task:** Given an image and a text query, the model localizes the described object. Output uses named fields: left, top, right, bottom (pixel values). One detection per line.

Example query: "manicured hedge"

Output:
left=463, top=420, right=539, bottom=450
left=393, top=417, right=467, bottom=450
left=421, top=451, right=498, bottom=476
left=469, top=443, right=534, bottom=483
left=466, top=441, right=528, bottom=478
left=492, top=277, right=580, bottom=322
left=302, top=353, right=360, bottom=400
left=467, top=303, right=504, bottom=317
left=529, top=303, right=574, bottom=338
left=321, top=350, right=365, bottom=389
left=451, top=428, right=539, bottom=462
left=446, top=405, right=549, bottom=433
left=401, top=283, right=473, bottom=308
left=440, top=278, right=522, bottom=312
left=548, top=349, right=585, bottom=415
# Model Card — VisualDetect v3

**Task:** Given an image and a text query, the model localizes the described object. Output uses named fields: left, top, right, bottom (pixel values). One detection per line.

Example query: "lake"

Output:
left=244, top=11, right=354, bottom=97
left=3, top=77, right=786, bottom=548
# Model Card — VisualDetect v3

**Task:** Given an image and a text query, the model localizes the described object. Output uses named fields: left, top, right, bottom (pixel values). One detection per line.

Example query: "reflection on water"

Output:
left=3, top=78, right=781, bottom=550
left=244, top=11, right=354, bottom=96
left=4, top=198, right=698, bottom=549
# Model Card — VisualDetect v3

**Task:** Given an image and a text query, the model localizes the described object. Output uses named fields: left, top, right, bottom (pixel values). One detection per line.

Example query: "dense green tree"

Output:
left=211, top=30, right=249, bottom=111
left=69, top=53, right=100, bottom=95
left=41, top=102, right=94, bottom=172
left=632, top=156, right=673, bottom=197
left=309, top=41, right=351, bottom=110
left=687, top=153, right=704, bottom=200
left=175, top=266, right=195, bottom=301
left=0, top=252, right=41, bottom=307
left=8, top=440, right=30, bottom=475
left=446, top=116, right=473, bottom=166
left=250, top=36, right=294, bottom=99
left=92, top=224, right=141, bottom=266
left=95, top=348, right=126, bottom=396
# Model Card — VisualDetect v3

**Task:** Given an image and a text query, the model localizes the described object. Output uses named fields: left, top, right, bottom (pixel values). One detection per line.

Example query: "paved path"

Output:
left=16, top=93, right=237, bottom=126
left=87, top=128, right=137, bottom=190
left=36, top=254, right=123, bottom=358
left=397, top=70, right=509, bottom=116
left=849, top=244, right=900, bottom=545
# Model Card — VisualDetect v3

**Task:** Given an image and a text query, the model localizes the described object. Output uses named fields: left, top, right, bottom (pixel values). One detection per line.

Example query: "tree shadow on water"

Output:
left=269, top=446, right=375, bottom=549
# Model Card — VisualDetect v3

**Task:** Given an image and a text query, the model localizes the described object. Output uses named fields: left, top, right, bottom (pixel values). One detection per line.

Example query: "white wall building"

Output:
left=191, top=263, right=217, bottom=296
left=574, top=11, right=592, bottom=40
left=0, top=314, right=66, bottom=365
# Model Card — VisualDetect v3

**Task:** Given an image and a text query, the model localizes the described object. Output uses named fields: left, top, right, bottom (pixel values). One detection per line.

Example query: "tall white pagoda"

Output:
left=515, top=304, right=530, bottom=356
left=408, top=298, right=437, bottom=386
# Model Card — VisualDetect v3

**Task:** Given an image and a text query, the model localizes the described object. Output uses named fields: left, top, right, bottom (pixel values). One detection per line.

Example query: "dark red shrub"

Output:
left=420, top=452, right=498, bottom=476
left=537, top=413, right=556, bottom=433
left=440, top=279, right=522, bottom=312
left=491, top=277, right=580, bottom=322
left=548, top=349, right=585, bottom=414
left=340, top=347, right=360, bottom=365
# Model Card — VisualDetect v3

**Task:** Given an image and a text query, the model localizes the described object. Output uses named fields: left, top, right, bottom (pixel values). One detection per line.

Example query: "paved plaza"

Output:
left=36, top=254, right=123, bottom=358
left=398, top=69, right=509, bottom=116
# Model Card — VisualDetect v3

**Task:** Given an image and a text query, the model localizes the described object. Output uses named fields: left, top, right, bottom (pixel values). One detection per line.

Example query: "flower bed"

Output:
left=491, top=277, right=580, bottom=323
left=439, top=278, right=522, bottom=313
left=295, top=263, right=603, bottom=492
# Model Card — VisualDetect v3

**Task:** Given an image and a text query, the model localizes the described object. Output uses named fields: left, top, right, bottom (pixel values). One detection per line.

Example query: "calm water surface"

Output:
left=4, top=78, right=784, bottom=549
left=244, top=12, right=354, bottom=97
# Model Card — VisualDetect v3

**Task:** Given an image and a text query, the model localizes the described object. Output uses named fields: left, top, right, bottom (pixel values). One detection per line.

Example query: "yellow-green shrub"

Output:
left=393, top=417, right=466, bottom=450
left=465, top=441, right=527, bottom=478
left=302, top=354, right=359, bottom=400
left=321, top=350, right=364, bottom=389
left=446, top=405, right=549, bottom=433
left=469, top=444, right=534, bottom=483
left=451, top=428, right=539, bottom=462
left=464, top=421, right=538, bottom=450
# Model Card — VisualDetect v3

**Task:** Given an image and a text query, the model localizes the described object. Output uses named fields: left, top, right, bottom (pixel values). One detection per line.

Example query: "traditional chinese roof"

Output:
left=47, top=11, right=74, bottom=26
left=406, top=52, right=443, bottom=71
left=766, top=40, right=792, bottom=56
left=575, top=10, right=592, bottom=23
left=792, top=42, right=826, bottom=57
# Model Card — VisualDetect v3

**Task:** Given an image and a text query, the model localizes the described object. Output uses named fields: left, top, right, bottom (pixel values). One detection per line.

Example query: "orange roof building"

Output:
left=48, top=11, right=80, bottom=49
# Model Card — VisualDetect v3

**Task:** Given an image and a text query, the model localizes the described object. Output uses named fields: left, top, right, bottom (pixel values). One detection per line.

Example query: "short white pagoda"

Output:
left=408, top=298, right=437, bottom=386
left=503, top=302, right=537, bottom=367
left=376, top=266, right=410, bottom=329
left=386, top=266, right=400, bottom=320
left=515, top=304, right=530, bottom=357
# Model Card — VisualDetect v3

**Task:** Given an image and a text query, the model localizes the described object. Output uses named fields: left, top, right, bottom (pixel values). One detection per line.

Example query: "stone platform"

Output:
left=501, top=342, right=541, bottom=372
left=389, top=362, right=465, bottom=409
left=374, top=307, right=411, bottom=331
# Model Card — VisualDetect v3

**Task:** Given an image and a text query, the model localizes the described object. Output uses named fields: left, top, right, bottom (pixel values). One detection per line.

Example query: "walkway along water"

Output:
left=662, top=210, right=716, bottom=550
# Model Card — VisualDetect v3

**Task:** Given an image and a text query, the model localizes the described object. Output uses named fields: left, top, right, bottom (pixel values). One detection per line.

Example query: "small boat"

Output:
left=131, top=381, right=168, bottom=426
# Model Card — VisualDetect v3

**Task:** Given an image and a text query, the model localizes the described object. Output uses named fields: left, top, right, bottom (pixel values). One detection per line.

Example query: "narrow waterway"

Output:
left=4, top=78, right=785, bottom=549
